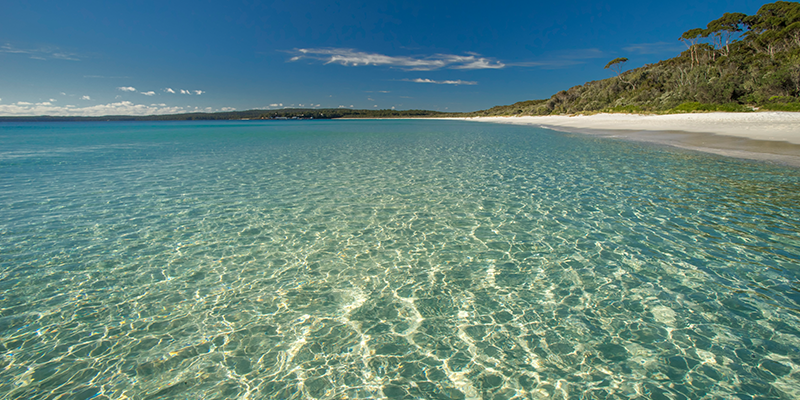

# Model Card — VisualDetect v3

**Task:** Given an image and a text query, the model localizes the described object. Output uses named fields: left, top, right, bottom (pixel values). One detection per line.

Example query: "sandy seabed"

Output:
left=453, top=112, right=800, bottom=167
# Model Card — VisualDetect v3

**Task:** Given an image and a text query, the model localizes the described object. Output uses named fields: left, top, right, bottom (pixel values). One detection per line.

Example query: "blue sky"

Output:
left=0, top=0, right=770, bottom=116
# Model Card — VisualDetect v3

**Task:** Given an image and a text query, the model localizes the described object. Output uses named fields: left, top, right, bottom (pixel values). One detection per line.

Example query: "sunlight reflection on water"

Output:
left=1, top=120, right=799, bottom=399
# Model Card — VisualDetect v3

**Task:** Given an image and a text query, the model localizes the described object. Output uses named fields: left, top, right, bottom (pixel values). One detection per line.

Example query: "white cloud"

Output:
left=81, top=95, right=91, bottom=100
left=289, top=48, right=505, bottom=71
left=36, top=102, right=52, bottom=106
left=17, top=101, right=32, bottom=105
left=0, top=101, right=188, bottom=117
left=220, top=107, right=235, bottom=111
left=49, top=98, right=56, bottom=102
left=164, top=88, right=175, bottom=94
left=194, top=90, right=204, bottom=95
left=403, top=78, right=477, bottom=85
left=141, top=91, right=156, bottom=96
left=60, top=92, right=66, bottom=96
left=118, top=86, right=137, bottom=92
left=180, top=89, right=191, bottom=94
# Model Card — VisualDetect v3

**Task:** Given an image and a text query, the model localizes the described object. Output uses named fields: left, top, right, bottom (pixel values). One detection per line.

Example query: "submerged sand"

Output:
left=457, top=112, right=800, bottom=167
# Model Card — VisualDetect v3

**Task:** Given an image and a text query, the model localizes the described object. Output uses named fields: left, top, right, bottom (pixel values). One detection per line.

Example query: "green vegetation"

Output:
left=467, top=1, right=800, bottom=116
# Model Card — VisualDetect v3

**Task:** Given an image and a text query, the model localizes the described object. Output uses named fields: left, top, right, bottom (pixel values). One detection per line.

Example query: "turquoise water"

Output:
left=1, top=120, right=799, bottom=399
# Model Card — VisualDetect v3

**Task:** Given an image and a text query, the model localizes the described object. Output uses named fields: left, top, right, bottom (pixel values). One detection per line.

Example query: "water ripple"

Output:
left=1, top=120, right=799, bottom=399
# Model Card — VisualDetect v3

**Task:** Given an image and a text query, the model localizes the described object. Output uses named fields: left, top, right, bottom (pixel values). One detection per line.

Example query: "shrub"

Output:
left=671, top=102, right=752, bottom=112
left=759, top=102, right=800, bottom=111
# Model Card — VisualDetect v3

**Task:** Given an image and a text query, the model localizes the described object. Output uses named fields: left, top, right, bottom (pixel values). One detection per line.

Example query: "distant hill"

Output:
left=0, top=108, right=454, bottom=122
left=466, top=1, right=800, bottom=116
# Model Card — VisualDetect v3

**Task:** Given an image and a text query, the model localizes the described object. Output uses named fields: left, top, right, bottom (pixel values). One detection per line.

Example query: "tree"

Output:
left=706, top=12, right=747, bottom=56
left=785, top=21, right=800, bottom=48
left=744, top=1, right=800, bottom=56
left=680, top=28, right=705, bottom=67
left=604, top=57, right=636, bottom=90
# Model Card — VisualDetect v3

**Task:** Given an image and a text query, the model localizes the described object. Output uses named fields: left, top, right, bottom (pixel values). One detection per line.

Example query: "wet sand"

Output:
left=457, top=113, right=800, bottom=167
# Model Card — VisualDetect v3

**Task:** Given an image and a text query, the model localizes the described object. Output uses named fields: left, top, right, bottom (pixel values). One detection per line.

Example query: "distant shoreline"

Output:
left=446, top=113, right=800, bottom=168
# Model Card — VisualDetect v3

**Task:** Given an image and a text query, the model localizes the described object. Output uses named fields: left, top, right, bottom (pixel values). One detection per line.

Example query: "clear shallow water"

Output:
left=1, top=120, right=799, bottom=400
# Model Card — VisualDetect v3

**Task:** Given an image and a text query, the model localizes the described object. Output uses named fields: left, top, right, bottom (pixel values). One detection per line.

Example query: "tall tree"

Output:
left=744, top=1, right=800, bottom=56
left=680, top=28, right=705, bottom=66
left=604, top=57, right=636, bottom=90
left=706, top=12, right=747, bottom=56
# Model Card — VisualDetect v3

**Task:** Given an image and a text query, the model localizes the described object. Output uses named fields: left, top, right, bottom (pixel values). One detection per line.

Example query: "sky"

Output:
left=0, top=0, right=772, bottom=116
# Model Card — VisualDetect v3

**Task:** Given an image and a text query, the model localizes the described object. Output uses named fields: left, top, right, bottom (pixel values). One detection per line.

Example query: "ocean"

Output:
left=1, top=120, right=799, bottom=399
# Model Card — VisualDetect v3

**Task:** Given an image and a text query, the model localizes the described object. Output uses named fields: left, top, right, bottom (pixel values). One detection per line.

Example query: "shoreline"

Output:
left=448, top=113, right=800, bottom=167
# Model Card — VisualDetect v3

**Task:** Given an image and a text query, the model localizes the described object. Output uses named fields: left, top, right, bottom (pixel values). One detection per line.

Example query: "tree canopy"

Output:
left=469, top=1, right=800, bottom=116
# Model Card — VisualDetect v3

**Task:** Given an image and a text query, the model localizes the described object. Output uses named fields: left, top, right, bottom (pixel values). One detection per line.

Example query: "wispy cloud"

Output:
left=164, top=88, right=176, bottom=94
left=623, top=42, right=685, bottom=55
left=85, top=75, right=131, bottom=79
left=81, top=95, right=91, bottom=101
left=194, top=90, right=204, bottom=95
left=289, top=48, right=505, bottom=71
left=507, top=48, right=606, bottom=69
left=141, top=91, right=156, bottom=96
left=403, top=78, right=477, bottom=85
left=289, top=47, right=607, bottom=71
left=0, top=101, right=190, bottom=117
left=1, top=43, right=80, bottom=61
left=118, top=86, right=137, bottom=92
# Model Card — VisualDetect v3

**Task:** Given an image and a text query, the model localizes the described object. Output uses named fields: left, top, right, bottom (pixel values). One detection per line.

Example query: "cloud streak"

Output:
left=623, top=42, right=685, bottom=55
left=1, top=43, right=80, bottom=61
left=506, top=48, right=606, bottom=69
left=403, top=78, right=477, bottom=85
left=289, top=47, right=608, bottom=71
left=289, top=48, right=505, bottom=71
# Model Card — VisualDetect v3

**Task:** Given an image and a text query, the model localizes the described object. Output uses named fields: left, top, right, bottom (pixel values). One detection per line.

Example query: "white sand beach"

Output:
left=458, top=112, right=800, bottom=167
